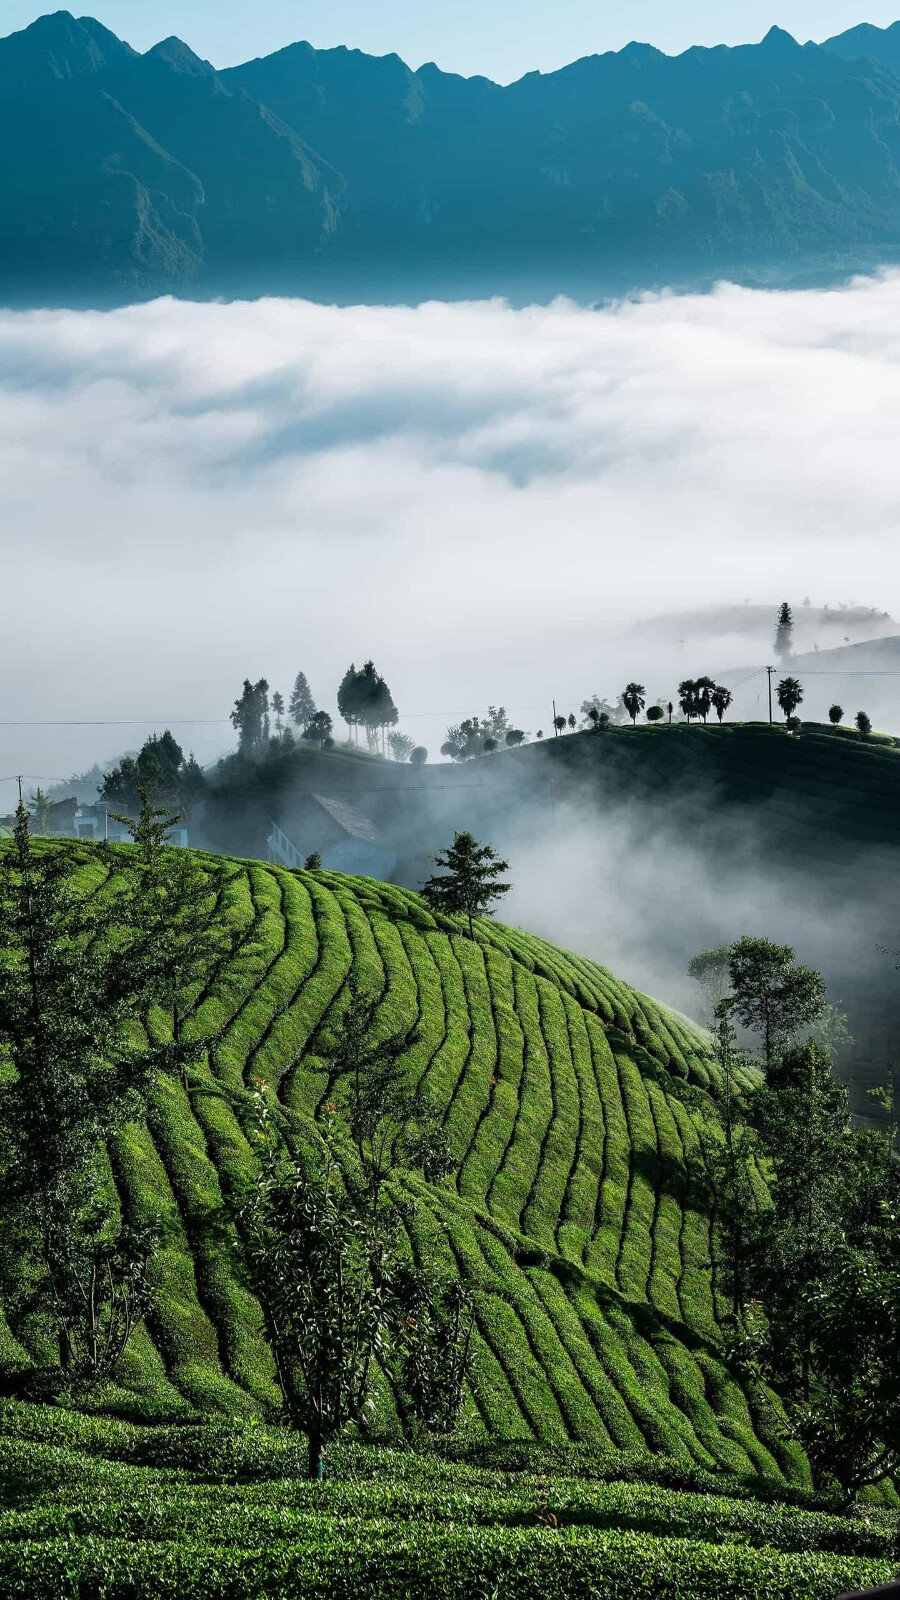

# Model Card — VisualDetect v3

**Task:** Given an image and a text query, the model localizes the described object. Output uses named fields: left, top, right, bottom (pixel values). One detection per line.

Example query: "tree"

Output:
left=727, top=936, right=826, bottom=1069
left=646, top=705, right=664, bottom=724
left=711, top=685, right=733, bottom=723
left=856, top=711, right=872, bottom=738
left=410, top=747, right=428, bottom=767
left=230, top=680, right=270, bottom=756
left=271, top=692, right=285, bottom=734
left=694, top=676, right=716, bottom=724
left=687, top=945, right=732, bottom=1025
left=505, top=729, right=525, bottom=747
left=302, top=712, right=333, bottom=747
left=482, top=738, right=498, bottom=754
left=667, top=701, right=674, bottom=725
left=420, top=831, right=510, bottom=940
left=587, top=707, right=600, bottom=730
left=678, top=680, right=699, bottom=721
left=622, top=683, right=646, bottom=725
left=776, top=676, right=803, bottom=721
left=737, top=1042, right=900, bottom=1498
left=387, top=732, right=415, bottom=763
left=828, top=704, right=843, bottom=726
left=28, top=788, right=52, bottom=834
left=0, top=802, right=219, bottom=1386
left=567, top=713, right=576, bottom=731
left=101, top=731, right=204, bottom=818
left=351, top=661, right=398, bottom=754
left=304, top=853, right=322, bottom=871
left=553, top=715, right=566, bottom=736
left=336, top=665, right=359, bottom=742
left=443, top=719, right=487, bottom=762
left=774, top=601, right=794, bottom=660
left=289, top=672, right=317, bottom=731
left=233, top=985, right=469, bottom=1477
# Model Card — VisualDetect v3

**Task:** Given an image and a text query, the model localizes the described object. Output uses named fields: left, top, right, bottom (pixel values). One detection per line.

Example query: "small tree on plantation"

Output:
left=420, top=831, right=510, bottom=940
left=646, top=705, right=664, bottom=724
left=856, top=711, right=872, bottom=737
left=567, top=713, right=576, bottom=731
left=482, top=738, right=498, bottom=754
left=587, top=707, right=600, bottom=731
left=667, top=700, right=674, bottom=724
left=711, top=685, right=733, bottom=723
left=622, top=683, right=646, bottom=725
left=828, top=704, right=843, bottom=726
left=28, top=788, right=52, bottom=834
left=727, top=936, right=826, bottom=1070
left=776, top=676, right=803, bottom=722
left=505, top=729, right=525, bottom=748
left=232, top=984, right=470, bottom=1477
left=553, top=715, right=566, bottom=736
left=774, top=601, right=794, bottom=660
left=410, top=747, right=428, bottom=767
left=387, top=732, right=415, bottom=763
left=289, top=672, right=317, bottom=731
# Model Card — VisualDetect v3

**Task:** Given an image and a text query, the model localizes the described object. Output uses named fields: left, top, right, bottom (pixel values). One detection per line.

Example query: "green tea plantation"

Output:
left=0, top=848, right=896, bottom=1597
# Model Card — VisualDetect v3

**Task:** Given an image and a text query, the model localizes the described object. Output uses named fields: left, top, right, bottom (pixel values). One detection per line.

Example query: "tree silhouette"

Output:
left=410, top=747, right=428, bottom=767
left=622, top=683, right=646, bottom=725
left=776, top=676, right=803, bottom=721
left=553, top=715, right=566, bottom=736
left=711, top=685, right=733, bottom=723
left=271, top=691, right=285, bottom=734
left=505, top=729, right=526, bottom=747
left=695, top=676, right=716, bottom=724
left=828, top=704, right=844, bottom=726
left=774, top=602, right=794, bottom=660
left=646, top=705, right=664, bottom=723
left=856, top=710, right=872, bottom=737
left=678, top=680, right=699, bottom=722
left=420, top=832, right=510, bottom=940
left=289, top=671, right=317, bottom=730
left=230, top=679, right=270, bottom=755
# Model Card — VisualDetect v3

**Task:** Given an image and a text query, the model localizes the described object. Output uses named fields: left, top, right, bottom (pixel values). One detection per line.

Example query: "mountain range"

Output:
left=7, top=11, right=900, bottom=303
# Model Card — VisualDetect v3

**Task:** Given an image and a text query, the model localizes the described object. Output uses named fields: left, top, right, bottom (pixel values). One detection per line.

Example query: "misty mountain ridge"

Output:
left=9, top=11, right=900, bottom=303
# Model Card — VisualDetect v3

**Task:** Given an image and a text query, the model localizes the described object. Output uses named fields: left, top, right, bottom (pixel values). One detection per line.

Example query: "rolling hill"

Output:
left=0, top=845, right=794, bottom=1481
left=10, top=12, right=900, bottom=301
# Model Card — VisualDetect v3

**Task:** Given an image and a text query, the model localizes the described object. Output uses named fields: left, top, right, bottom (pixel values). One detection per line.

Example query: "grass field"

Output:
left=0, top=842, right=897, bottom=1595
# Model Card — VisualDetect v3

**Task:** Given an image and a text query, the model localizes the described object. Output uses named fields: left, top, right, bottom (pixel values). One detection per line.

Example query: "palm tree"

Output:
left=695, top=676, right=716, bottom=724
left=622, top=683, right=646, bottom=725
left=711, top=685, right=733, bottom=723
left=678, top=680, right=698, bottom=722
left=776, top=676, right=803, bottom=721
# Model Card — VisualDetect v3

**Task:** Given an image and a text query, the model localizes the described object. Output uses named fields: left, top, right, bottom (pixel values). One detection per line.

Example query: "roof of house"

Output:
left=311, top=792, right=380, bottom=843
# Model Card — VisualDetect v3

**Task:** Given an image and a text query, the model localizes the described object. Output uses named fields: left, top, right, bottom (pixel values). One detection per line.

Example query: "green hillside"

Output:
left=0, top=845, right=795, bottom=1481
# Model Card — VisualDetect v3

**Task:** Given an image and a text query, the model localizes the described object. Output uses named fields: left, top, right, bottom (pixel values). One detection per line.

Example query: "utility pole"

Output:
left=552, top=698, right=558, bottom=736
left=766, top=666, right=774, bottom=725
left=16, top=775, right=23, bottom=807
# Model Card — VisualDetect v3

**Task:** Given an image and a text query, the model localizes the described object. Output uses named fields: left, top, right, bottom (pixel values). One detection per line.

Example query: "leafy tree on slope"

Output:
left=0, top=803, right=220, bottom=1385
left=695, top=676, right=716, bottom=724
left=420, top=831, right=510, bottom=940
left=828, top=703, right=844, bottom=726
left=230, top=679, right=270, bottom=756
left=233, top=983, right=470, bottom=1478
left=856, top=710, right=872, bottom=737
left=727, top=936, right=826, bottom=1071
left=678, top=680, right=699, bottom=721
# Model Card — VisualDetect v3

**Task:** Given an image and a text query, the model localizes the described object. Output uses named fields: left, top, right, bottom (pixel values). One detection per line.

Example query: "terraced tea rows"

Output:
left=0, top=849, right=795, bottom=1481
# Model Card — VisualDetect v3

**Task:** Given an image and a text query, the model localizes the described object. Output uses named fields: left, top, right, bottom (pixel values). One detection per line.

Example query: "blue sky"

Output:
left=3, top=0, right=900, bottom=77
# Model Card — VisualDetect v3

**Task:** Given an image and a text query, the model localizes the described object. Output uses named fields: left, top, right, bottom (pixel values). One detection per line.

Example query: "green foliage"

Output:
left=828, top=705, right=843, bottom=726
left=727, top=938, right=826, bottom=1069
left=101, top=732, right=205, bottom=817
left=230, top=681, right=270, bottom=756
left=337, top=662, right=398, bottom=752
left=420, top=831, right=511, bottom=938
left=856, top=711, right=872, bottom=737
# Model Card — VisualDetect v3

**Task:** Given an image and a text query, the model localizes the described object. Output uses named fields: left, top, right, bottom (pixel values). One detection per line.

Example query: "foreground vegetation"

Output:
left=0, top=1409, right=895, bottom=1598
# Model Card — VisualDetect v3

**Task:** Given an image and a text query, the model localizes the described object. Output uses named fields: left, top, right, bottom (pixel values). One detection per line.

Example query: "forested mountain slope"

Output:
left=8, top=11, right=900, bottom=301
left=0, top=848, right=800, bottom=1481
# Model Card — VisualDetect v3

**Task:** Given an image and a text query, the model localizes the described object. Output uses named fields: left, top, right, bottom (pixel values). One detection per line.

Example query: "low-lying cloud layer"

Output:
left=2, top=273, right=900, bottom=791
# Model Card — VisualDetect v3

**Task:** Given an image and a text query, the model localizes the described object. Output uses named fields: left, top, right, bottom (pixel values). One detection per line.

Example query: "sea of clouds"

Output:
left=2, top=272, right=900, bottom=792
